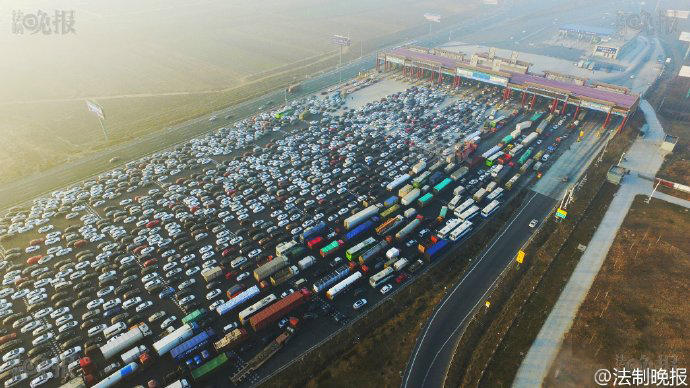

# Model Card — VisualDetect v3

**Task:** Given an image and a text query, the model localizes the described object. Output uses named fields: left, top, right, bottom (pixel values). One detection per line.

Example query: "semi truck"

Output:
left=253, top=256, right=289, bottom=282
left=326, top=272, right=362, bottom=299
left=216, top=285, right=260, bottom=316
left=300, top=221, right=327, bottom=243
left=395, top=218, right=421, bottom=241
left=270, top=265, right=299, bottom=286
left=345, top=219, right=376, bottom=241
left=401, top=189, right=421, bottom=206
left=214, top=328, right=248, bottom=351
left=249, top=289, right=310, bottom=331
left=359, top=240, right=389, bottom=265
left=86, top=323, right=152, bottom=364
left=344, top=205, right=381, bottom=230
left=170, top=328, right=216, bottom=361
left=153, top=323, right=197, bottom=356
left=312, top=265, right=350, bottom=293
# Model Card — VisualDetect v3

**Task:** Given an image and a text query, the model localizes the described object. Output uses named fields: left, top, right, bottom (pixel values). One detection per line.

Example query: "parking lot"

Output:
left=0, top=73, right=601, bottom=388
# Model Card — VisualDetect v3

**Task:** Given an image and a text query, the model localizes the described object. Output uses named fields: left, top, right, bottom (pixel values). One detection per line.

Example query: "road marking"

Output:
left=403, top=191, right=539, bottom=388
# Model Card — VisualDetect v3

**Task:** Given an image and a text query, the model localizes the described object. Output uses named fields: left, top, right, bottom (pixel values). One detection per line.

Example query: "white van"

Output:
left=103, top=322, right=126, bottom=340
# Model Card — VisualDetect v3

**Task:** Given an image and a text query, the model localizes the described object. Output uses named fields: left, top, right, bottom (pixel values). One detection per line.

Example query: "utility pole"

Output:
left=646, top=179, right=661, bottom=203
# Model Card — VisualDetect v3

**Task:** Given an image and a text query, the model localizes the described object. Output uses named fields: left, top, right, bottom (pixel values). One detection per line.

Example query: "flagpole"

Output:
left=98, top=117, right=109, bottom=141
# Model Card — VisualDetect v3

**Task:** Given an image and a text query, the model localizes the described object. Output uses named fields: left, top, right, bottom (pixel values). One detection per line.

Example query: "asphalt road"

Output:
left=401, top=189, right=556, bottom=388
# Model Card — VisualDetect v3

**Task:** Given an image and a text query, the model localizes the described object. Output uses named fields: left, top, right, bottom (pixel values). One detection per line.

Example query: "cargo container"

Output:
left=345, top=220, right=375, bottom=241
left=344, top=205, right=380, bottom=230
left=438, top=206, right=448, bottom=219
left=532, top=161, right=543, bottom=171
left=182, top=309, right=206, bottom=325
left=213, top=328, right=248, bottom=351
left=428, top=171, right=444, bottom=186
left=369, top=267, right=394, bottom=288
left=376, top=215, right=404, bottom=236
left=345, top=237, right=376, bottom=260
left=319, top=240, right=343, bottom=258
left=493, top=168, right=511, bottom=185
left=385, top=247, right=400, bottom=260
left=300, top=221, right=327, bottom=243
left=398, top=184, right=414, bottom=198
left=519, top=159, right=534, bottom=173
left=312, top=265, right=350, bottom=293
left=383, top=195, right=399, bottom=208
left=216, top=285, right=260, bottom=316
left=533, top=150, right=544, bottom=161
left=509, top=144, right=524, bottom=157
left=253, top=256, right=289, bottom=282
left=380, top=204, right=400, bottom=219
left=481, top=200, right=500, bottom=218
left=307, top=236, right=324, bottom=250
left=191, top=353, right=228, bottom=381
left=275, top=240, right=297, bottom=257
left=449, top=220, right=473, bottom=241
left=472, top=188, right=487, bottom=202
left=428, top=160, right=444, bottom=173
left=201, top=267, right=222, bottom=282
left=386, top=174, right=411, bottom=192
left=358, top=240, right=389, bottom=265
left=481, top=145, right=501, bottom=159
left=411, top=161, right=427, bottom=175
left=485, top=181, right=497, bottom=193
left=153, top=323, right=197, bottom=356
left=297, top=256, right=316, bottom=270
left=433, top=178, right=452, bottom=193
left=529, top=112, right=543, bottom=122
left=170, top=328, right=215, bottom=361
left=249, top=289, right=310, bottom=331
left=403, top=208, right=417, bottom=218
left=238, top=294, right=277, bottom=325
left=326, top=272, right=362, bottom=299
left=92, top=362, right=138, bottom=388
left=425, top=239, right=448, bottom=261
left=521, top=132, right=538, bottom=146
left=412, top=171, right=430, bottom=188
left=395, top=219, right=421, bottom=241
left=270, top=266, right=299, bottom=286
left=417, top=193, right=433, bottom=208
left=120, top=345, right=147, bottom=364
left=500, top=135, right=513, bottom=146
left=401, top=189, right=421, bottom=206
left=515, top=121, right=532, bottom=131
left=284, top=246, right=308, bottom=261
left=92, top=323, right=152, bottom=362
left=393, top=258, right=409, bottom=271
left=505, top=174, right=521, bottom=190
left=518, top=149, right=533, bottom=165
left=449, top=166, right=469, bottom=182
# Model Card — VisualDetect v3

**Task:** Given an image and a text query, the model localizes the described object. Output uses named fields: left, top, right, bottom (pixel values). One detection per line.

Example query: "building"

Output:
left=607, top=166, right=628, bottom=185
left=592, top=38, right=637, bottom=60
left=558, top=24, right=615, bottom=41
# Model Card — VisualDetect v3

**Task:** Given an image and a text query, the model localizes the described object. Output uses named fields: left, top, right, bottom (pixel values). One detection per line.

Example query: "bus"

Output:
left=182, top=309, right=206, bottom=325
left=487, top=187, right=504, bottom=202
left=454, top=198, right=475, bottom=216
left=437, top=218, right=462, bottom=239
left=458, top=205, right=480, bottom=221
left=481, top=200, right=500, bottom=218
left=238, top=294, right=277, bottom=325
left=449, top=220, right=473, bottom=241
left=448, top=195, right=463, bottom=210
left=369, top=267, right=394, bottom=288
left=345, top=237, right=376, bottom=260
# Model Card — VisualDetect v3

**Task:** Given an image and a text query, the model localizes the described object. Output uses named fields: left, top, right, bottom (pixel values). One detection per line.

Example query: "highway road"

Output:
left=401, top=189, right=556, bottom=388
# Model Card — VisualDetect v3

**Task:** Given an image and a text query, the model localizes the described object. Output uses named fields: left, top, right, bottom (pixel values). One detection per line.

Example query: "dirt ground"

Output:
left=545, top=196, right=690, bottom=387
left=0, top=0, right=478, bottom=184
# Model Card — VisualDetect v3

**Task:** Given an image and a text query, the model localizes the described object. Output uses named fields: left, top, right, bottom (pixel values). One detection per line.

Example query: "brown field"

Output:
left=545, top=196, right=690, bottom=387
left=0, top=0, right=478, bottom=184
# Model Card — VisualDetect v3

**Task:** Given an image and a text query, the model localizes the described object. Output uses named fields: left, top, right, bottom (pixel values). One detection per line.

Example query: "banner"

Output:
left=86, top=100, right=105, bottom=120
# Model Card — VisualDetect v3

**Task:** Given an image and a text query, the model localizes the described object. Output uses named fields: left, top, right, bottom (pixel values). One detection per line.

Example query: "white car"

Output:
left=123, top=297, right=143, bottom=310
left=0, top=359, right=21, bottom=373
left=59, top=346, right=81, bottom=362
left=352, top=299, right=367, bottom=310
left=160, top=316, right=177, bottom=330
left=2, top=347, right=25, bottom=362
left=135, top=301, right=153, bottom=313
left=529, top=219, right=538, bottom=228
left=30, top=371, right=54, bottom=388
left=36, top=357, right=59, bottom=373
left=206, top=289, right=221, bottom=300
left=32, top=332, right=54, bottom=346
left=380, top=284, right=393, bottom=295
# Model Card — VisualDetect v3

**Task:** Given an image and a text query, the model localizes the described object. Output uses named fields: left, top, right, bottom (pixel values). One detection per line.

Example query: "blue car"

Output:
left=103, top=306, right=122, bottom=319
left=159, top=286, right=175, bottom=299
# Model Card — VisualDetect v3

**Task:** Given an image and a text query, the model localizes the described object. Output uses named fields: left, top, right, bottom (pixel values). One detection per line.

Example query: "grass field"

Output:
left=0, top=0, right=480, bottom=184
left=545, top=196, right=690, bottom=387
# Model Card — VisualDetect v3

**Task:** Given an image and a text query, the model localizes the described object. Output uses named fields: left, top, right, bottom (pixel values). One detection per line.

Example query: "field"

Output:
left=545, top=196, right=690, bottom=386
left=0, top=0, right=480, bottom=184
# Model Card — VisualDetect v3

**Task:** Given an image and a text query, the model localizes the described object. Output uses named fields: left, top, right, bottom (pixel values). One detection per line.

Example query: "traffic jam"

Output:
left=0, top=75, right=581, bottom=388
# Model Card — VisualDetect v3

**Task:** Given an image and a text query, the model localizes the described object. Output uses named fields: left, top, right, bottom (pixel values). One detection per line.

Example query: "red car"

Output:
left=395, top=273, right=408, bottom=284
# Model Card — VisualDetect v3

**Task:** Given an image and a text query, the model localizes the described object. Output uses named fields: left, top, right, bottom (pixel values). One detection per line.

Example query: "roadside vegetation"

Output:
left=545, top=196, right=690, bottom=386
